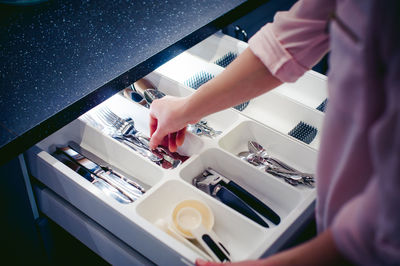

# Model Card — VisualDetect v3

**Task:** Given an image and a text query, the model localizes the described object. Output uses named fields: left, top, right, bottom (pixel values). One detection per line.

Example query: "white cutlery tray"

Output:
left=25, top=32, right=325, bottom=265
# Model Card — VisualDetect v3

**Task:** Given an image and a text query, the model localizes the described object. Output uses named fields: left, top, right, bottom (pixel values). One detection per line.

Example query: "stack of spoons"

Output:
left=238, top=141, right=315, bottom=187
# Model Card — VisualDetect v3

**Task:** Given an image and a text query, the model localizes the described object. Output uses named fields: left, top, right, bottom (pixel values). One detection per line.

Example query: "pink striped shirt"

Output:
left=249, top=0, right=400, bottom=264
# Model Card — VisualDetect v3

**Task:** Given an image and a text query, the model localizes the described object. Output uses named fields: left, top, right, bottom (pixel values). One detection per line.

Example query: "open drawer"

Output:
left=25, top=32, right=324, bottom=265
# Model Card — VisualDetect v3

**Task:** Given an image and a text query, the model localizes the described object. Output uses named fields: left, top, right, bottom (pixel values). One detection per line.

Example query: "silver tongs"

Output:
left=193, top=168, right=280, bottom=228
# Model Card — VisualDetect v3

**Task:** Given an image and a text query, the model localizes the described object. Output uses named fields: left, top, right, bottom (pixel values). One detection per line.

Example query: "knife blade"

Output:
left=58, top=145, right=144, bottom=201
left=53, top=148, right=133, bottom=204
left=68, top=141, right=148, bottom=194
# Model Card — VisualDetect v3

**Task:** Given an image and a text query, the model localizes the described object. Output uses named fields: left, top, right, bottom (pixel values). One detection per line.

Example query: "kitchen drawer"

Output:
left=25, top=32, right=325, bottom=265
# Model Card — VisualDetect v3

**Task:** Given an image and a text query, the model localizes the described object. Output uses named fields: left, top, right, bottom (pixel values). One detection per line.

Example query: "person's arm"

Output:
left=149, top=0, right=332, bottom=152
left=149, top=48, right=282, bottom=151
left=196, top=229, right=351, bottom=266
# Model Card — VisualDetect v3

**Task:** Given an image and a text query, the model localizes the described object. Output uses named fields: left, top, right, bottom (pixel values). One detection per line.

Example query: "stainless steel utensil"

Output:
left=68, top=141, right=147, bottom=195
left=238, top=141, right=315, bottom=187
left=193, top=168, right=281, bottom=226
left=54, top=147, right=134, bottom=204
left=187, top=120, right=222, bottom=138
left=95, top=107, right=185, bottom=169
left=123, top=86, right=150, bottom=108
left=248, top=141, right=314, bottom=177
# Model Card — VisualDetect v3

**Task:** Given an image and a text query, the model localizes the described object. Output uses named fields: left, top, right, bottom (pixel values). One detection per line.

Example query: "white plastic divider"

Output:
left=154, top=51, right=224, bottom=86
left=273, top=71, right=328, bottom=110
left=237, top=90, right=324, bottom=150
left=34, top=118, right=162, bottom=189
left=135, top=179, right=266, bottom=262
left=218, top=119, right=318, bottom=186
left=186, top=31, right=248, bottom=64
left=178, top=147, right=303, bottom=220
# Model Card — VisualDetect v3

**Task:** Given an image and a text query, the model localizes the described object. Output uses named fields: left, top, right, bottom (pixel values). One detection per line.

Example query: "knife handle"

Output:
left=226, top=181, right=281, bottom=225
left=215, top=186, right=269, bottom=228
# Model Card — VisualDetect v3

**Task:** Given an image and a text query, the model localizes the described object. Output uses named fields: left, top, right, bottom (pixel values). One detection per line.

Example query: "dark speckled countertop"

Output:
left=0, top=0, right=266, bottom=164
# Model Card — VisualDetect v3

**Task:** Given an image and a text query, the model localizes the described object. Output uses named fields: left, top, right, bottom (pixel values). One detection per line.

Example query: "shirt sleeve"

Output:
left=332, top=1, right=400, bottom=264
left=248, top=0, right=333, bottom=82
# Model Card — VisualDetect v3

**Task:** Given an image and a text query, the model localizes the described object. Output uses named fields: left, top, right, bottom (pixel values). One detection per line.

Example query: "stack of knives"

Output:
left=53, top=142, right=146, bottom=204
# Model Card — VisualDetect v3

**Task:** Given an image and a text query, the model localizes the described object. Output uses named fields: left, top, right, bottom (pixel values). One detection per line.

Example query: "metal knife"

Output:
left=68, top=141, right=149, bottom=194
left=53, top=148, right=133, bottom=204
left=57, top=145, right=145, bottom=202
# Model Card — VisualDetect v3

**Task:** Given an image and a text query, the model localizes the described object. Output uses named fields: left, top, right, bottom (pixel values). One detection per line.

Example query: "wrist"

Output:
left=182, top=94, right=203, bottom=124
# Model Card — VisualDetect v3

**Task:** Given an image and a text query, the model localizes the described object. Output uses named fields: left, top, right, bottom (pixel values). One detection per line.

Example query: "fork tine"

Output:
left=103, top=107, right=127, bottom=129
left=97, top=109, right=114, bottom=127
left=102, top=107, right=118, bottom=121
left=97, top=106, right=131, bottom=133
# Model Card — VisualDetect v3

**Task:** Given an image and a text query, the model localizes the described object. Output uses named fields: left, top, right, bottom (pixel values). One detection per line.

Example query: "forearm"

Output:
left=183, top=48, right=282, bottom=122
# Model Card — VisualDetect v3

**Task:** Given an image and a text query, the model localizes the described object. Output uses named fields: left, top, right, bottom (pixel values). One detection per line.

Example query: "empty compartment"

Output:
left=154, top=52, right=224, bottom=89
left=219, top=119, right=318, bottom=182
left=136, top=179, right=266, bottom=261
left=238, top=90, right=324, bottom=149
left=186, top=31, right=248, bottom=67
left=274, top=71, right=328, bottom=112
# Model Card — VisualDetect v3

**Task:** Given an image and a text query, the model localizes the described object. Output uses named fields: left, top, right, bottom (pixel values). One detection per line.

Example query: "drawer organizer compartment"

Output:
left=274, top=71, right=328, bottom=113
left=26, top=32, right=325, bottom=264
left=235, top=91, right=324, bottom=149
left=157, top=31, right=328, bottom=120
left=149, top=64, right=324, bottom=149
left=185, top=31, right=248, bottom=68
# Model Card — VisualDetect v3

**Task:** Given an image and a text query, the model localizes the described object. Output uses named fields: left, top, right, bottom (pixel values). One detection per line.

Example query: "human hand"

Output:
left=149, top=95, right=198, bottom=152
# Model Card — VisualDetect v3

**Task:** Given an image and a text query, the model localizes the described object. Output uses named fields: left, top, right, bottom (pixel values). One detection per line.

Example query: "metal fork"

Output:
left=96, top=107, right=182, bottom=168
left=94, top=107, right=163, bottom=163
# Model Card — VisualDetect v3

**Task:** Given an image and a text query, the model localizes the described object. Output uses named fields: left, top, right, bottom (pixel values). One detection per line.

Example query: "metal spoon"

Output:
left=248, top=141, right=314, bottom=177
left=123, top=87, right=149, bottom=108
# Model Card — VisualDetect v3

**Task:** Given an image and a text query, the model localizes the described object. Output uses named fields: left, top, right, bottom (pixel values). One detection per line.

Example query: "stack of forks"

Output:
left=82, top=107, right=188, bottom=169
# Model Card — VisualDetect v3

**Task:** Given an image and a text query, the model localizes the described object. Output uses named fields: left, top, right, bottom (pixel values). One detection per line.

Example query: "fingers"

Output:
left=161, top=135, right=169, bottom=147
left=176, top=127, right=186, bottom=146
left=168, top=133, right=177, bottom=152
left=149, top=114, right=158, bottom=137
left=149, top=96, right=188, bottom=151
left=149, top=127, right=166, bottom=150
left=150, top=128, right=186, bottom=152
